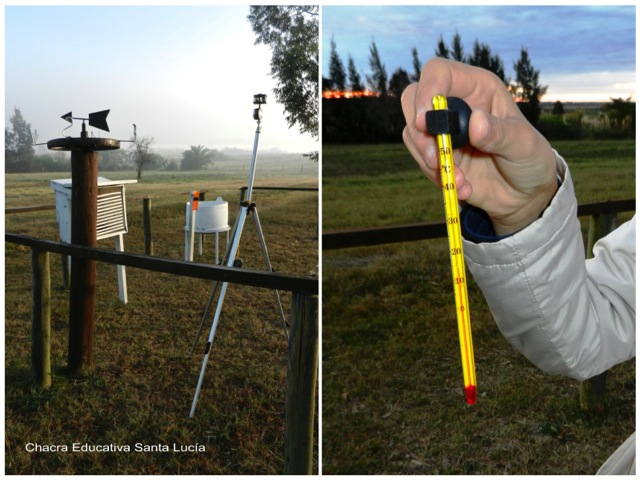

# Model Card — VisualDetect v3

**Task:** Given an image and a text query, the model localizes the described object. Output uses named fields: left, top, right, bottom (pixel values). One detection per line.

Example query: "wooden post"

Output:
left=579, top=213, right=617, bottom=412
left=143, top=197, right=153, bottom=256
left=587, top=213, right=617, bottom=257
left=284, top=293, right=318, bottom=475
left=68, top=149, right=98, bottom=375
left=61, top=255, right=70, bottom=289
left=31, top=249, right=51, bottom=389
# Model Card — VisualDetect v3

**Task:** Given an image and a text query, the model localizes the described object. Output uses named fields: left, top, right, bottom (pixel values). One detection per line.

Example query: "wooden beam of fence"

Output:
left=239, top=186, right=318, bottom=193
left=285, top=293, right=319, bottom=474
left=323, top=221, right=447, bottom=250
left=323, top=198, right=635, bottom=250
left=5, top=204, right=56, bottom=215
left=6, top=233, right=317, bottom=295
left=240, top=186, right=319, bottom=203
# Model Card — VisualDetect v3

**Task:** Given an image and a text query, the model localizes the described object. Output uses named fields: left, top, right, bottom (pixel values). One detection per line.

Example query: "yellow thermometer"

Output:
left=426, top=95, right=476, bottom=405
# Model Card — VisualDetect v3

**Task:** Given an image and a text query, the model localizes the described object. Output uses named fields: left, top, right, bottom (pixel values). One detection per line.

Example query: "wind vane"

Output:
left=48, top=109, right=127, bottom=151
left=61, top=109, right=111, bottom=132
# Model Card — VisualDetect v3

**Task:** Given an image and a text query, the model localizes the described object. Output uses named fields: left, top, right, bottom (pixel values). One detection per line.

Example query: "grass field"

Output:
left=5, top=169, right=318, bottom=474
left=321, top=140, right=635, bottom=474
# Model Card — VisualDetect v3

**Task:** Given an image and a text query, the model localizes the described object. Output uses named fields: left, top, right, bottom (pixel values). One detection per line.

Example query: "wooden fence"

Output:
left=5, top=232, right=318, bottom=475
left=323, top=198, right=635, bottom=412
left=323, top=198, right=635, bottom=250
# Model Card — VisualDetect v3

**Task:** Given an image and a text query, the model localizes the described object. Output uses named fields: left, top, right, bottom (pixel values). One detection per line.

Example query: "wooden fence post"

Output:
left=579, top=213, right=617, bottom=412
left=143, top=197, right=153, bottom=256
left=284, top=293, right=318, bottom=475
left=61, top=255, right=70, bottom=289
left=31, top=248, right=51, bottom=389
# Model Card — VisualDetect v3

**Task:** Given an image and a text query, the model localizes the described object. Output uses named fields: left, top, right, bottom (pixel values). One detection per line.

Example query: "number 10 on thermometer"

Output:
left=431, top=95, right=477, bottom=405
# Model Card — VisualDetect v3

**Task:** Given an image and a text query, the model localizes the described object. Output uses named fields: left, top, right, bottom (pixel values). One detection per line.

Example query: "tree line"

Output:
left=4, top=107, right=220, bottom=175
left=323, top=32, right=635, bottom=143
left=323, top=33, right=549, bottom=144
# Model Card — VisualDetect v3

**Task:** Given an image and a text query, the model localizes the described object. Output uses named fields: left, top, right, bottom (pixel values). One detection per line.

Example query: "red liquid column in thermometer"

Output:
left=432, top=95, right=477, bottom=405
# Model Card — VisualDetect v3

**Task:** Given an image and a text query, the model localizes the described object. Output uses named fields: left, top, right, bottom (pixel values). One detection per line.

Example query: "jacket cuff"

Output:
left=461, top=180, right=563, bottom=244
left=461, top=204, right=512, bottom=243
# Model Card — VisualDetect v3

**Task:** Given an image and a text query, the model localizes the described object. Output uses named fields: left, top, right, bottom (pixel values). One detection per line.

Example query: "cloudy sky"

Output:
left=322, top=4, right=636, bottom=102
left=4, top=4, right=318, bottom=154
left=3, top=2, right=636, bottom=158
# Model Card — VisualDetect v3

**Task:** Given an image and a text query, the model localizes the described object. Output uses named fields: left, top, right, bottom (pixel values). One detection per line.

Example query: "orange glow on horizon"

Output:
left=322, top=90, right=380, bottom=99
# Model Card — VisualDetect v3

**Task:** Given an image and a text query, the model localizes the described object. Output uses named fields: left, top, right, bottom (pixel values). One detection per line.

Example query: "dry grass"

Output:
left=5, top=169, right=318, bottom=475
left=321, top=141, right=635, bottom=475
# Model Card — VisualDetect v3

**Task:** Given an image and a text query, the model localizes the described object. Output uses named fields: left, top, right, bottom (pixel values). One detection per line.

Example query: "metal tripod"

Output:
left=189, top=96, right=287, bottom=418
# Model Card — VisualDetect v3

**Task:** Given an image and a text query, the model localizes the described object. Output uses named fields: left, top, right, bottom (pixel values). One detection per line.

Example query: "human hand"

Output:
left=402, top=58, right=558, bottom=236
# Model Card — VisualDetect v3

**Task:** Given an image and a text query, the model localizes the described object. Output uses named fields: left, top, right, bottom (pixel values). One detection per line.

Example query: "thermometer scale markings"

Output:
left=432, top=94, right=477, bottom=405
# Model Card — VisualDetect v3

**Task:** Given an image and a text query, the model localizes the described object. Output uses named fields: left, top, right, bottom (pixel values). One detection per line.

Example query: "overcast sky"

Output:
left=4, top=4, right=318, bottom=153
left=322, top=4, right=636, bottom=103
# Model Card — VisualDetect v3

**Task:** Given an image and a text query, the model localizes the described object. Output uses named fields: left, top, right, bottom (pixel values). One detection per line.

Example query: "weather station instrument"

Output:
left=46, top=109, right=134, bottom=375
left=189, top=93, right=288, bottom=418
left=425, top=96, right=477, bottom=405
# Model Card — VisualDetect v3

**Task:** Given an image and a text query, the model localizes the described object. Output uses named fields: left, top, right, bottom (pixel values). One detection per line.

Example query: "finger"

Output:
left=455, top=165, right=473, bottom=200
left=402, top=83, right=439, bottom=181
left=415, top=58, right=520, bottom=133
left=414, top=58, right=487, bottom=132
left=403, top=126, right=438, bottom=183
left=469, top=109, right=536, bottom=161
left=400, top=82, right=419, bottom=127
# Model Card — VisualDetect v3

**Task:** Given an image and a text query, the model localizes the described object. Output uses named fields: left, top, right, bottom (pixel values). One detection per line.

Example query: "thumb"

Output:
left=468, top=109, right=531, bottom=159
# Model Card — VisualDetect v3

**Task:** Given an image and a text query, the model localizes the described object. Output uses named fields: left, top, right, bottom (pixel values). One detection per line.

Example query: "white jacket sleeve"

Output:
left=463, top=154, right=635, bottom=381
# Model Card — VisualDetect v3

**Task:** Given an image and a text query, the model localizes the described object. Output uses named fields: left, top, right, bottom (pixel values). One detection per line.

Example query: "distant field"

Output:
left=5, top=169, right=318, bottom=474
left=321, top=140, right=635, bottom=474
left=322, top=140, right=635, bottom=230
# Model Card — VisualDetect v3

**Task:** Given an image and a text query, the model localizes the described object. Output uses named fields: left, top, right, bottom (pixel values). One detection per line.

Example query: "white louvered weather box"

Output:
left=51, top=177, right=137, bottom=303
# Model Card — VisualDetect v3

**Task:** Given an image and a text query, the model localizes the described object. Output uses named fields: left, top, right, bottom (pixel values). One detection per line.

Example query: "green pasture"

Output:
left=5, top=169, right=318, bottom=474
left=322, top=140, right=635, bottom=474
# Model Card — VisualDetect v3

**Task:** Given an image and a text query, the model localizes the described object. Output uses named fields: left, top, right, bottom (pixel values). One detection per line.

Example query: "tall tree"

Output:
left=129, top=135, right=155, bottom=180
left=248, top=6, right=318, bottom=140
left=552, top=100, right=564, bottom=116
left=451, top=31, right=465, bottom=62
left=411, top=47, right=422, bottom=82
left=328, top=36, right=346, bottom=90
left=435, top=34, right=449, bottom=59
left=389, top=68, right=411, bottom=98
left=347, top=55, right=364, bottom=91
left=5, top=107, right=36, bottom=173
left=181, top=145, right=215, bottom=171
left=602, top=97, right=635, bottom=130
left=467, top=39, right=507, bottom=83
left=367, top=40, right=388, bottom=96
left=436, top=31, right=465, bottom=62
left=512, top=48, right=547, bottom=102
left=512, top=47, right=548, bottom=126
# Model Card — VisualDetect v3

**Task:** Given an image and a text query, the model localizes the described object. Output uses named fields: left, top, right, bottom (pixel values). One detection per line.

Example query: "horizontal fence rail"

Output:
left=323, top=198, right=635, bottom=250
left=240, top=186, right=319, bottom=194
left=6, top=233, right=318, bottom=295
left=5, top=204, right=57, bottom=215
left=5, top=186, right=319, bottom=215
